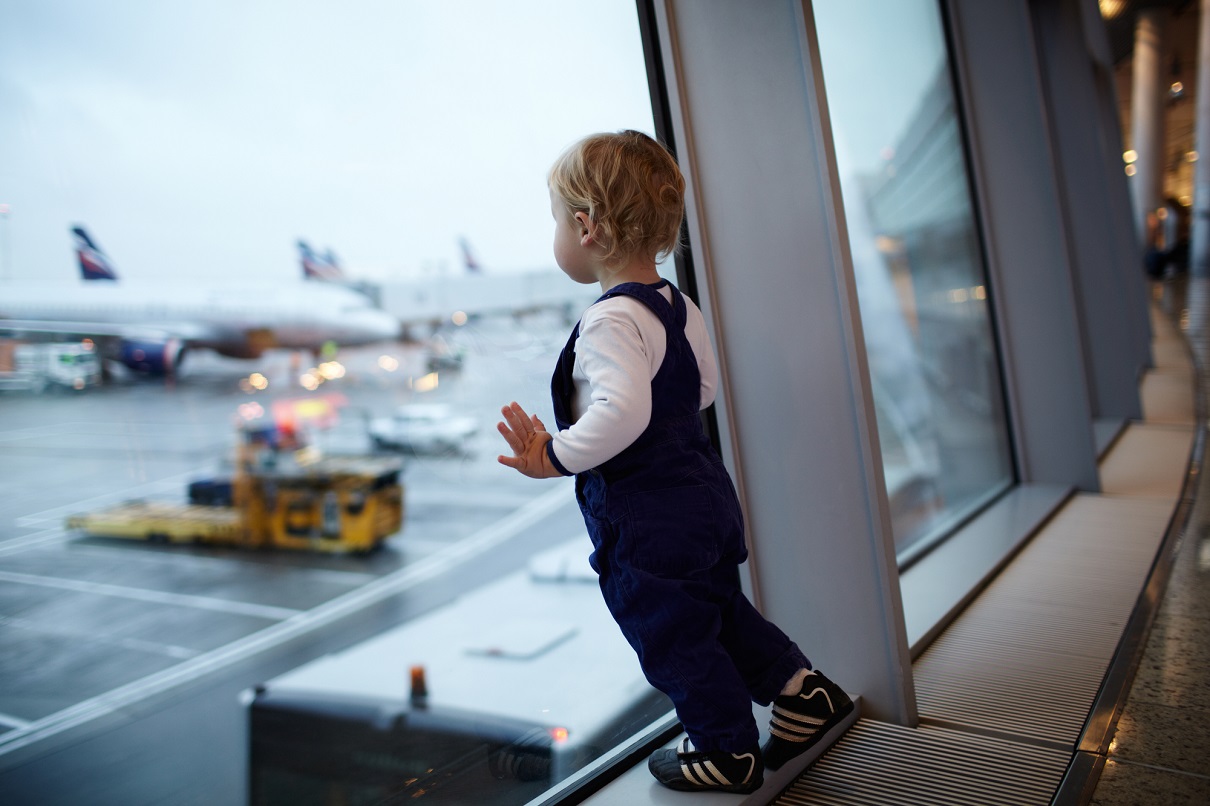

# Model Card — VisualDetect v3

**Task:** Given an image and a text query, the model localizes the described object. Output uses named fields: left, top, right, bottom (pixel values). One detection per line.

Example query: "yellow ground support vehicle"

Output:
left=66, top=424, right=404, bottom=554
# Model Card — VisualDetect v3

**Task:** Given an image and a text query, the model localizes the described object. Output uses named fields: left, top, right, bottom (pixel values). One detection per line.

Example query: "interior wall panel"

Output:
left=1030, top=0, right=1147, bottom=421
left=946, top=0, right=1101, bottom=491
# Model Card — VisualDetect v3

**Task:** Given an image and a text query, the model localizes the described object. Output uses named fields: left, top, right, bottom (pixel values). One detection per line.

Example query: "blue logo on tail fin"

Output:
left=72, top=226, right=119, bottom=281
left=459, top=237, right=482, bottom=273
left=298, top=239, right=344, bottom=281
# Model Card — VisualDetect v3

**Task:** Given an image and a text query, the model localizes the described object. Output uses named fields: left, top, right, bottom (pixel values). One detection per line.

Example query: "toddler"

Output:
left=497, top=130, right=852, bottom=793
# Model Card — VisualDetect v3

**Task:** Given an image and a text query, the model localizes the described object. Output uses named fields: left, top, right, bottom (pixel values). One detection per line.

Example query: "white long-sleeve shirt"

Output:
left=549, top=284, right=718, bottom=475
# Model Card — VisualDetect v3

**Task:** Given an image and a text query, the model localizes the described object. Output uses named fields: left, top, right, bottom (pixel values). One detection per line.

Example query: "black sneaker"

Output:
left=762, top=669, right=854, bottom=770
left=648, top=738, right=763, bottom=793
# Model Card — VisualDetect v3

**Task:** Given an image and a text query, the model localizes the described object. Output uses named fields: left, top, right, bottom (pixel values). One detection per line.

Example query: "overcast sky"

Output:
left=0, top=1, right=654, bottom=283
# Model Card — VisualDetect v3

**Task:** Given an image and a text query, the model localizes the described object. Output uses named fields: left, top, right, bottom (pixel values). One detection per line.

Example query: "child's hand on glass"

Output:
left=497, top=401, right=559, bottom=479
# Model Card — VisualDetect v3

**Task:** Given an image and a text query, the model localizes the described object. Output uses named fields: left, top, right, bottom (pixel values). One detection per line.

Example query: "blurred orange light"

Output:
left=549, top=727, right=569, bottom=743
left=412, top=372, right=439, bottom=392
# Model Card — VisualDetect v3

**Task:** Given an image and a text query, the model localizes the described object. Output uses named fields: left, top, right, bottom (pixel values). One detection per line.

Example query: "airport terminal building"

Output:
left=1, top=1, right=1206, bottom=804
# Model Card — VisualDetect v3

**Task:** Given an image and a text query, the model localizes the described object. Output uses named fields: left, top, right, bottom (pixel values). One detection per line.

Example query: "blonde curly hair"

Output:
left=548, top=130, right=685, bottom=269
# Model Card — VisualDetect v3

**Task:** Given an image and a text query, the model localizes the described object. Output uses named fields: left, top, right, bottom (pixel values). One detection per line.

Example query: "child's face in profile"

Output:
left=550, top=189, right=599, bottom=286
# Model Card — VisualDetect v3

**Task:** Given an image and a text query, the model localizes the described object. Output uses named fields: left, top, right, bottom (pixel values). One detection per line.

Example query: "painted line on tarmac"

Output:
left=0, top=571, right=302, bottom=621
left=0, top=481, right=574, bottom=760
left=0, top=529, right=65, bottom=558
left=0, top=713, right=31, bottom=730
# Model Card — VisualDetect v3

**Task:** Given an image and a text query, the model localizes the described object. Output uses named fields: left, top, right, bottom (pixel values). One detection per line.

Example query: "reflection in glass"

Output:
left=813, top=0, right=1014, bottom=561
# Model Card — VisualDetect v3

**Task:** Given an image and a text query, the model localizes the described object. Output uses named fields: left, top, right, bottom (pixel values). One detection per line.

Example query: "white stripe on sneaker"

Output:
left=683, top=760, right=723, bottom=786
left=770, top=710, right=827, bottom=742
left=735, top=752, right=757, bottom=783
left=800, top=686, right=834, bottom=711
left=772, top=708, right=827, bottom=726
left=678, top=752, right=755, bottom=788
left=700, top=760, right=729, bottom=785
left=770, top=723, right=815, bottom=742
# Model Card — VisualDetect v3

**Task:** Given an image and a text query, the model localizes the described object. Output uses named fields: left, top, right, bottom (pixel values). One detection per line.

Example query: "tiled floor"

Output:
left=1091, top=279, right=1210, bottom=804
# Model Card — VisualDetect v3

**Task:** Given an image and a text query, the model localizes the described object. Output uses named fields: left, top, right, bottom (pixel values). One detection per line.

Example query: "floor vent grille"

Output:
left=777, top=493, right=1174, bottom=804
left=913, top=494, right=1172, bottom=747
left=774, top=720, right=1069, bottom=805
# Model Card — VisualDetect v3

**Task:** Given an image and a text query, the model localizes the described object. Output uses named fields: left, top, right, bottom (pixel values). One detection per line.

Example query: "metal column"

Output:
left=649, top=0, right=916, bottom=726
left=1131, top=8, right=1169, bottom=238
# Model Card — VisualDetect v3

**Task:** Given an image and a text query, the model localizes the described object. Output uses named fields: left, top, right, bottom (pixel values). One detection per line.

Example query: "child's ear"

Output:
left=574, top=212, right=595, bottom=245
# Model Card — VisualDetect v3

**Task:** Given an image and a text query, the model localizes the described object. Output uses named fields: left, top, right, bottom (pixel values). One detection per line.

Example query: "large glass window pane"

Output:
left=812, top=0, right=1014, bottom=563
left=0, top=3, right=666, bottom=803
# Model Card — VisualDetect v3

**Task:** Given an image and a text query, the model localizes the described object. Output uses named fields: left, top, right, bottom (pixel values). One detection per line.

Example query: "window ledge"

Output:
left=900, top=483, right=1072, bottom=658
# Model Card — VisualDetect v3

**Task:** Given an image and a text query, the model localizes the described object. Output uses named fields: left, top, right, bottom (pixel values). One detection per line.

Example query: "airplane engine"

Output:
left=213, top=328, right=274, bottom=359
left=118, top=339, right=184, bottom=375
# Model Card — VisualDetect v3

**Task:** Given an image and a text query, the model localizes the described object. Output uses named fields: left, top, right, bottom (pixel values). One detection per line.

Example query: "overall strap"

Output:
left=588, top=279, right=711, bottom=485
left=597, top=279, right=686, bottom=334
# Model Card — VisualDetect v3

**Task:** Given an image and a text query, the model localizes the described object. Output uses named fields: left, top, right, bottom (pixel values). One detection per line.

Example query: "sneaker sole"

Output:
left=659, top=777, right=764, bottom=794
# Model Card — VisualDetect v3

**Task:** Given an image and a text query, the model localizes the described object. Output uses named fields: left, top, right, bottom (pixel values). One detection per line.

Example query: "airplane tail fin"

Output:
left=72, top=225, right=119, bottom=281
left=459, top=237, right=482, bottom=273
left=298, top=239, right=345, bottom=281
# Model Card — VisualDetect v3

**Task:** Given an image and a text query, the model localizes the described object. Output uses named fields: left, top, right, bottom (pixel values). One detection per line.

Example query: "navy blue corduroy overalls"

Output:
left=551, top=279, right=810, bottom=754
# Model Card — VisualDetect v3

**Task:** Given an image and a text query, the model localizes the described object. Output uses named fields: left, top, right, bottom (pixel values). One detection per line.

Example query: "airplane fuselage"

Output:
left=0, top=281, right=400, bottom=359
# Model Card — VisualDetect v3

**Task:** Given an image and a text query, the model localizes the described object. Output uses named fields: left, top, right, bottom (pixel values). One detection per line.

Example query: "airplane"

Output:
left=0, top=226, right=401, bottom=375
left=298, top=236, right=597, bottom=337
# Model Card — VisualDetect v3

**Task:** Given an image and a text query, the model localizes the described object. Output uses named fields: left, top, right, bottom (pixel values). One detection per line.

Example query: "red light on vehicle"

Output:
left=549, top=727, right=569, bottom=743
left=410, top=665, right=428, bottom=704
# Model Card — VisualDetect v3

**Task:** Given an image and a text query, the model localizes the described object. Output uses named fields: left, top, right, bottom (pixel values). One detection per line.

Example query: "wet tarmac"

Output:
left=0, top=312, right=586, bottom=803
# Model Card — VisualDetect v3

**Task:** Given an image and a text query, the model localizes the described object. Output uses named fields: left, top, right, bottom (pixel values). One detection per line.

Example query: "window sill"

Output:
left=899, top=483, right=1072, bottom=658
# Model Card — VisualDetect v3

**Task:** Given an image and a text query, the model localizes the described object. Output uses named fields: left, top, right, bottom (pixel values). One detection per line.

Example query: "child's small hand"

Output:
left=496, top=402, right=559, bottom=479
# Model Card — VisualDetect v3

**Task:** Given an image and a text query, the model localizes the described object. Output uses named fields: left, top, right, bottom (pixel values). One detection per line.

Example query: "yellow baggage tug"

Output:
left=67, top=420, right=403, bottom=554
